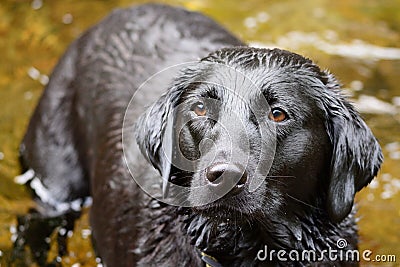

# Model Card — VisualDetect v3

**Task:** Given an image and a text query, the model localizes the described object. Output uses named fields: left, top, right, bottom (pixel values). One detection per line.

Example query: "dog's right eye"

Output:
left=192, top=102, right=207, bottom=116
left=268, top=108, right=287, bottom=122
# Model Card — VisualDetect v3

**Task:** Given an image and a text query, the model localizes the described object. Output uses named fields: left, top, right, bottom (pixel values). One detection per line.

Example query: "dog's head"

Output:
left=136, top=47, right=382, bottom=223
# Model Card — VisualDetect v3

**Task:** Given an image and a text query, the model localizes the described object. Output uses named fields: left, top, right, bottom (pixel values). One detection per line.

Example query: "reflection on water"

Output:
left=353, top=95, right=398, bottom=115
left=274, top=32, right=400, bottom=60
left=0, top=0, right=399, bottom=266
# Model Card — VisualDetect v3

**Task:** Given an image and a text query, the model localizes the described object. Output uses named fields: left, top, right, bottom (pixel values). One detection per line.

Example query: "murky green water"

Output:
left=0, top=0, right=399, bottom=266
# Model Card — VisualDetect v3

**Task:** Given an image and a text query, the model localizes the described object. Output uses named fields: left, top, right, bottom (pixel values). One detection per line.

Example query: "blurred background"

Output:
left=0, top=0, right=399, bottom=266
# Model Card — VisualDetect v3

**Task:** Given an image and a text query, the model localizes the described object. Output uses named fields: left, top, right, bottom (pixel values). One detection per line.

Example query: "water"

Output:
left=0, top=0, right=399, bottom=266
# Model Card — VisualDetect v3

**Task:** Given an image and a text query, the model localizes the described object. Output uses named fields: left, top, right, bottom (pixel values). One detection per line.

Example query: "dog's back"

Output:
left=18, top=4, right=243, bottom=265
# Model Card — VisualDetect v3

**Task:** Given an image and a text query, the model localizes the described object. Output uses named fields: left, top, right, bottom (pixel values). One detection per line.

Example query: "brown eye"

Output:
left=193, top=102, right=207, bottom=116
left=268, top=108, right=287, bottom=122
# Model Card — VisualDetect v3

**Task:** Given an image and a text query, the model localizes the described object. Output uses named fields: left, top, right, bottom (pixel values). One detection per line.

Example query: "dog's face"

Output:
left=137, top=47, right=382, bottom=223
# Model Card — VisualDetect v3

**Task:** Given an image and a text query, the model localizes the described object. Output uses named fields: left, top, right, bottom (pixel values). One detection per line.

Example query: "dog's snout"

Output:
left=205, top=163, right=247, bottom=194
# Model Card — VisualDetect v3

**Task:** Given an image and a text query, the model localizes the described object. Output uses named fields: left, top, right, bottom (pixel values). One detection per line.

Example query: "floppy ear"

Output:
left=321, top=73, right=383, bottom=223
left=136, top=94, right=172, bottom=198
left=135, top=78, right=190, bottom=198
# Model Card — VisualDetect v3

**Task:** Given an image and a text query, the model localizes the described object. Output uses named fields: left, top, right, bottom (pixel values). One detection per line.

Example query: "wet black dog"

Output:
left=16, top=3, right=382, bottom=267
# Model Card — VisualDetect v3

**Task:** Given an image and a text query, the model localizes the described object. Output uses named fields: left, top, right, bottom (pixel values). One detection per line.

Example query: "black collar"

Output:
left=197, top=249, right=223, bottom=267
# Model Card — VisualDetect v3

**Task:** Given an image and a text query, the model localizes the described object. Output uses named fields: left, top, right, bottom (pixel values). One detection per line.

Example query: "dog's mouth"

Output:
left=195, top=197, right=240, bottom=212
left=191, top=190, right=258, bottom=219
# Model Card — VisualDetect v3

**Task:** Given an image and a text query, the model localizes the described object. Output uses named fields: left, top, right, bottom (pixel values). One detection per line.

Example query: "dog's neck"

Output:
left=134, top=200, right=358, bottom=266
left=183, top=211, right=262, bottom=266
left=183, top=206, right=359, bottom=266
left=185, top=207, right=357, bottom=266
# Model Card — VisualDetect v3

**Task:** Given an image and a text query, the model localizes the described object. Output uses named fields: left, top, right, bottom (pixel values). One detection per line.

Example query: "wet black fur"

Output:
left=17, top=4, right=382, bottom=267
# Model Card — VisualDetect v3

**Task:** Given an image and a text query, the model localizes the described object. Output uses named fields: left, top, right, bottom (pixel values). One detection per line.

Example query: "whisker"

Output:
left=265, top=175, right=296, bottom=179
left=261, top=175, right=295, bottom=185
left=286, top=193, right=322, bottom=211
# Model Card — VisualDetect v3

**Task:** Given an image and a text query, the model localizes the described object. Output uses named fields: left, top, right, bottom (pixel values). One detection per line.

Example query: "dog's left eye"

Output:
left=192, top=102, right=207, bottom=116
left=268, top=108, right=287, bottom=122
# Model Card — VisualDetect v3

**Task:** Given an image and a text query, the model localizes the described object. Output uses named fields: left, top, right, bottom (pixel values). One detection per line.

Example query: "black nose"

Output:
left=205, top=163, right=247, bottom=195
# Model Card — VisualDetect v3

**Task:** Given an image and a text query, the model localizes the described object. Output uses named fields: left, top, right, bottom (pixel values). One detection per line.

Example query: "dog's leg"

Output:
left=13, top=41, right=90, bottom=266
